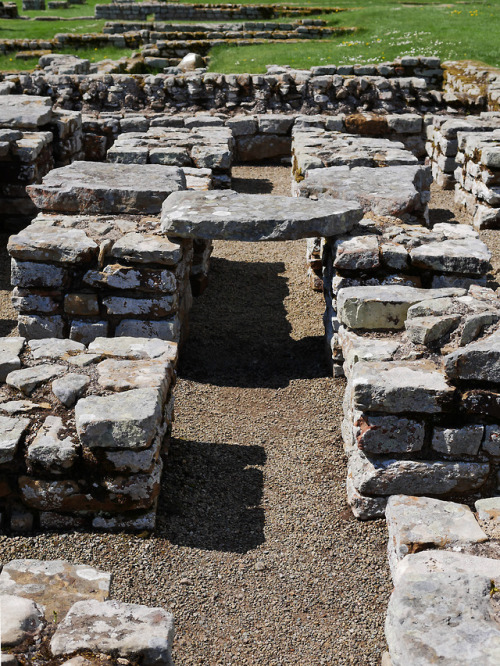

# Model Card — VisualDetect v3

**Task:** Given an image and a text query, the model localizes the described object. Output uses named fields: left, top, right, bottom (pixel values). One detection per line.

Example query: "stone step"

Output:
left=160, top=190, right=363, bottom=241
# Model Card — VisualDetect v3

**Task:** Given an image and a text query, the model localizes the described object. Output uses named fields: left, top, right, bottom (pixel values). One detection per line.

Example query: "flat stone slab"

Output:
left=51, top=599, right=174, bottom=664
left=0, top=95, right=53, bottom=129
left=386, top=571, right=500, bottom=665
left=446, top=329, right=500, bottom=383
left=393, top=550, right=500, bottom=587
left=295, top=164, right=431, bottom=217
left=0, top=559, right=111, bottom=621
left=161, top=190, right=363, bottom=241
left=27, top=162, right=186, bottom=215
left=386, top=495, right=488, bottom=574
left=351, top=360, right=455, bottom=413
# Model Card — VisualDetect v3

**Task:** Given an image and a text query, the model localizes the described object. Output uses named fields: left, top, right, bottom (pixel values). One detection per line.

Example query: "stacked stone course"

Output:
left=0, top=95, right=83, bottom=231
left=454, top=129, right=500, bottom=229
left=7, top=161, right=199, bottom=343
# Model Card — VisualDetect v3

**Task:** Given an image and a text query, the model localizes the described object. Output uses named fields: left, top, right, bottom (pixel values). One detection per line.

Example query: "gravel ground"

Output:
left=2, top=172, right=499, bottom=665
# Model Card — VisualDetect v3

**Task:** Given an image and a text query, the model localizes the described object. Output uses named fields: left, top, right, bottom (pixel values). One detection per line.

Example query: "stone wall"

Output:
left=0, top=2, right=19, bottom=18
left=94, top=2, right=346, bottom=21
left=443, top=60, right=500, bottom=113
left=1, top=57, right=444, bottom=114
left=0, top=95, right=83, bottom=231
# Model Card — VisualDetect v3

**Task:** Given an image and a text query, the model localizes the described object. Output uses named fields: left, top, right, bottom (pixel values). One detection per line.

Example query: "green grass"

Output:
left=208, top=0, right=500, bottom=72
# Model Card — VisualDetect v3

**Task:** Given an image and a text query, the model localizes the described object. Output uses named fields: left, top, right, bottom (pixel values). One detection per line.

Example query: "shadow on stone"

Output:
left=158, top=439, right=266, bottom=553
left=179, top=256, right=329, bottom=388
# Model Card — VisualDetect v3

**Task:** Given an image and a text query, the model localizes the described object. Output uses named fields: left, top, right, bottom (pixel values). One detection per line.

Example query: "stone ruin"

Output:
left=2, top=55, right=500, bottom=664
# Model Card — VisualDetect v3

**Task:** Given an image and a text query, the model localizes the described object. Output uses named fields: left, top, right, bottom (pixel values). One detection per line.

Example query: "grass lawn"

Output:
left=0, top=0, right=497, bottom=74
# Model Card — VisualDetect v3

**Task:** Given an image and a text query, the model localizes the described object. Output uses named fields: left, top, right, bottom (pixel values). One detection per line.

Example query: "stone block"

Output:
left=446, top=329, right=500, bottom=384
left=161, top=189, right=363, bottom=241
left=0, top=594, right=44, bottom=647
left=432, top=424, right=484, bottom=456
left=27, top=162, right=186, bottom=215
left=0, top=95, right=52, bottom=129
left=353, top=413, right=425, bottom=454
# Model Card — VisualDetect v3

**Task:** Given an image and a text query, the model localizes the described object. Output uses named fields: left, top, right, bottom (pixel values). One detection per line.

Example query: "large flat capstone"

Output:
left=161, top=190, right=363, bottom=241
left=27, top=162, right=186, bottom=215
left=0, top=95, right=53, bottom=129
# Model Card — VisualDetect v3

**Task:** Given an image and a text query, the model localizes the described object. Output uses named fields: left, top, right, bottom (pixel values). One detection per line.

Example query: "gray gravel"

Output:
left=4, top=170, right=496, bottom=665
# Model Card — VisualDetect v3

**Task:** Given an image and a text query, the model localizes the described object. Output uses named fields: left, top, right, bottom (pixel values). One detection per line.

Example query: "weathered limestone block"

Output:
left=446, top=329, right=500, bottom=383
left=0, top=95, right=53, bottom=129
left=51, top=599, right=174, bottom=664
left=0, top=559, right=111, bottom=620
left=0, top=414, right=30, bottom=464
left=27, top=162, right=186, bottom=214
left=295, top=164, right=431, bottom=218
left=8, top=226, right=98, bottom=264
left=410, top=238, right=491, bottom=275
left=87, top=336, right=177, bottom=361
left=346, top=469, right=387, bottom=520
left=333, top=235, right=380, bottom=271
left=1, top=594, right=44, bottom=647
left=386, top=572, right=500, bottom=666
left=386, top=495, right=487, bottom=573
left=110, top=232, right=183, bottom=265
left=0, top=337, right=24, bottom=382
left=75, top=388, right=163, bottom=450
left=353, top=413, right=425, bottom=454
left=337, top=286, right=465, bottom=330
left=393, top=549, right=500, bottom=587
left=349, top=449, right=489, bottom=496
left=27, top=416, right=79, bottom=473
left=431, top=424, right=484, bottom=456
left=161, top=189, right=363, bottom=241
left=6, top=364, right=66, bottom=395
left=405, top=314, right=460, bottom=345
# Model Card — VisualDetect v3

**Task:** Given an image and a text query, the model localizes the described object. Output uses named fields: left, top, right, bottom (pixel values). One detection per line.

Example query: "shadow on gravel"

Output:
left=180, top=256, right=329, bottom=388
left=428, top=207, right=457, bottom=225
left=230, top=176, right=274, bottom=194
left=157, top=439, right=266, bottom=552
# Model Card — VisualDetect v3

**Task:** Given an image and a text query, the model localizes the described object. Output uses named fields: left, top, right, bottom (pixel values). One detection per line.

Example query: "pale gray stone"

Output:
left=346, top=469, right=387, bottom=520
left=0, top=559, right=110, bottom=621
left=110, top=233, right=183, bottom=266
left=161, top=189, right=363, bottom=241
left=386, top=495, right=487, bottom=573
left=115, top=318, right=181, bottom=342
left=410, top=238, right=491, bottom=275
left=68, top=319, right=109, bottom=347
left=405, top=314, right=460, bottom=345
left=102, top=294, right=177, bottom=317
left=337, top=286, right=464, bottom=330
left=353, top=413, right=425, bottom=454
left=27, top=415, right=79, bottom=473
left=52, top=374, right=89, bottom=407
left=96, top=359, right=171, bottom=395
left=351, top=360, right=455, bottom=414
left=296, top=164, right=430, bottom=217
left=407, top=296, right=455, bottom=318
left=445, top=329, right=500, bottom=383
left=386, top=572, right=500, bottom=666
left=333, top=235, right=380, bottom=271
left=1, top=594, right=44, bottom=646
left=432, top=424, right=484, bottom=456
left=6, top=364, right=66, bottom=395
left=475, top=497, right=500, bottom=525
left=75, top=388, right=163, bottom=450
left=393, top=550, right=500, bottom=587
left=461, top=312, right=500, bottom=346
left=29, top=338, right=85, bottom=361
left=18, top=314, right=64, bottom=340
left=0, top=94, right=52, bottom=129
left=178, top=52, right=205, bottom=71
left=0, top=414, right=30, bottom=463
left=27, top=162, right=186, bottom=215
left=88, top=336, right=177, bottom=361
left=51, top=599, right=174, bottom=664
left=8, top=226, right=98, bottom=264
left=0, top=336, right=24, bottom=382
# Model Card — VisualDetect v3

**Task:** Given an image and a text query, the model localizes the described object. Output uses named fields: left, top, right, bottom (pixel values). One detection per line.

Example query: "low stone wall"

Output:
left=425, top=112, right=500, bottom=190
left=0, top=335, right=177, bottom=532
left=0, top=559, right=175, bottom=663
left=95, top=2, right=346, bottom=21
left=384, top=494, right=500, bottom=665
left=1, top=57, right=444, bottom=114
left=0, top=95, right=83, bottom=231
left=443, top=60, right=500, bottom=113
left=454, top=129, right=500, bottom=229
